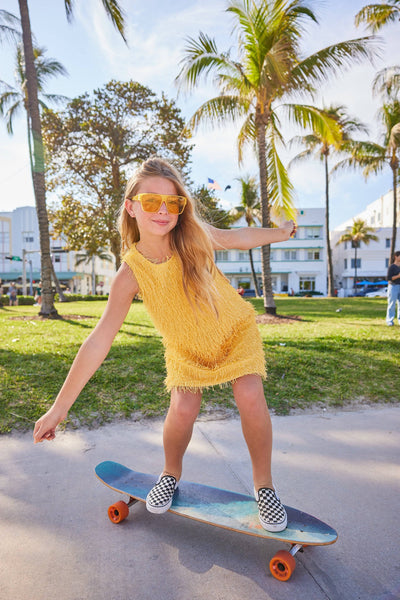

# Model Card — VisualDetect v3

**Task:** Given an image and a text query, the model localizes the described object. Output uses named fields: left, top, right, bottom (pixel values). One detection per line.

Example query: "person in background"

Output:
left=8, top=282, right=18, bottom=306
left=386, top=251, right=400, bottom=326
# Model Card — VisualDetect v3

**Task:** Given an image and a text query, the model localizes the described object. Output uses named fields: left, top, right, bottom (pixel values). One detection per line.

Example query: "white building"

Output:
left=216, top=208, right=327, bottom=295
left=331, top=189, right=400, bottom=295
left=0, top=206, right=115, bottom=294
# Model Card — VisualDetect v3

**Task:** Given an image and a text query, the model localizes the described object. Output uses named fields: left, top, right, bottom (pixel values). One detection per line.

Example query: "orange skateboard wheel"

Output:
left=108, top=500, right=129, bottom=524
left=269, top=550, right=296, bottom=581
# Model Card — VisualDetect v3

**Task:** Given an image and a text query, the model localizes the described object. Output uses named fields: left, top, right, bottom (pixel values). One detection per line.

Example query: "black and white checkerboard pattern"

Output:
left=256, top=488, right=287, bottom=525
left=147, top=475, right=177, bottom=509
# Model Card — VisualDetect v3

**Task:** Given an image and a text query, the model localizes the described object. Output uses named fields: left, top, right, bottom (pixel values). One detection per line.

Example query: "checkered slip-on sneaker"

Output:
left=254, top=486, right=288, bottom=532
left=146, top=474, right=178, bottom=514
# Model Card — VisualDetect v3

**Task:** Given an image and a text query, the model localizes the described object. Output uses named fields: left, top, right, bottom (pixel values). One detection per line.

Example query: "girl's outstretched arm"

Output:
left=207, top=221, right=296, bottom=250
left=33, top=263, right=139, bottom=443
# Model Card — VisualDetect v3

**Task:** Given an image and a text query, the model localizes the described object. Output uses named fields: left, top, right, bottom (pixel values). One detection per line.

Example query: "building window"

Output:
left=351, top=258, right=361, bottom=268
left=344, top=258, right=348, bottom=269
left=270, top=250, right=276, bottom=261
left=284, top=250, right=297, bottom=260
left=299, top=276, right=316, bottom=291
left=307, top=250, right=320, bottom=260
left=306, top=227, right=322, bottom=239
left=215, top=250, right=229, bottom=261
left=23, top=235, right=34, bottom=243
left=54, top=255, right=61, bottom=263
left=386, top=238, right=391, bottom=248
left=238, top=251, right=247, bottom=261
left=386, top=258, right=389, bottom=268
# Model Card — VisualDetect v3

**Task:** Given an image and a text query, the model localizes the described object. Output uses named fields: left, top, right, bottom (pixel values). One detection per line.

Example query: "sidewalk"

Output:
left=0, top=405, right=399, bottom=600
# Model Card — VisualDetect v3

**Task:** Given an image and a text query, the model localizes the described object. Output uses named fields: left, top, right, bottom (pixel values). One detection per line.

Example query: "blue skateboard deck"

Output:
left=95, top=461, right=338, bottom=581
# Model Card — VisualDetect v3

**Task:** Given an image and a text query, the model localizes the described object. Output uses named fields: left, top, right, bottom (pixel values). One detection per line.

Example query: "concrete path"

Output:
left=0, top=405, right=399, bottom=600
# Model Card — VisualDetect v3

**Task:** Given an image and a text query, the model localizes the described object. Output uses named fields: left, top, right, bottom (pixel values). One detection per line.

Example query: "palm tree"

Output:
left=176, top=0, right=378, bottom=314
left=0, top=9, right=21, bottom=44
left=230, top=175, right=262, bottom=296
left=0, top=43, right=67, bottom=169
left=355, top=1, right=400, bottom=31
left=75, top=249, right=113, bottom=296
left=289, top=104, right=369, bottom=297
left=334, top=99, right=400, bottom=261
left=336, top=219, right=379, bottom=294
left=16, top=0, right=126, bottom=317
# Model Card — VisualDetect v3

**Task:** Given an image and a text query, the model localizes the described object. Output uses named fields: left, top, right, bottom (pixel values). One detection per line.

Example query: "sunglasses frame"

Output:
left=131, top=193, right=187, bottom=215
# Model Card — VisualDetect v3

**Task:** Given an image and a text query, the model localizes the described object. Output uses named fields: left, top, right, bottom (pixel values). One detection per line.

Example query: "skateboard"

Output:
left=95, top=461, right=338, bottom=581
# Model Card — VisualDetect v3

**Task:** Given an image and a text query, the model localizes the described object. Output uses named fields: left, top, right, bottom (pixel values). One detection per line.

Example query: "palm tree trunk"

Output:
left=248, top=248, right=261, bottom=296
left=390, top=167, right=398, bottom=262
left=354, top=245, right=358, bottom=294
left=18, top=0, right=58, bottom=318
left=324, top=154, right=334, bottom=297
left=256, top=117, right=276, bottom=314
left=92, top=256, right=96, bottom=295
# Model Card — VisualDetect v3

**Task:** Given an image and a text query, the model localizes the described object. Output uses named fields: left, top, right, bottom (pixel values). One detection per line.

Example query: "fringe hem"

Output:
left=166, top=371, right=266, bottom=394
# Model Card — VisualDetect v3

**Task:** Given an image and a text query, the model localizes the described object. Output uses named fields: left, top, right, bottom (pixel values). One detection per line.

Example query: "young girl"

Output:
left=33, top=157, right=296, bottom=533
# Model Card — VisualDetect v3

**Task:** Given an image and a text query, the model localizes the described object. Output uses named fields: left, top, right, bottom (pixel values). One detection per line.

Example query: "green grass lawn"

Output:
left=0, top=297, right=399, bottom=433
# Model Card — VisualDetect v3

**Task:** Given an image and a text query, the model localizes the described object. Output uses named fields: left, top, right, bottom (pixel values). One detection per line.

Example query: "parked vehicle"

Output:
left=365, top=287, right=388, bottom=297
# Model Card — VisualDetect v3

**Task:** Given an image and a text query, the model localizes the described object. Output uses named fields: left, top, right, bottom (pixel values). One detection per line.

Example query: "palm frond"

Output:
left=355, top=3, right=400, bottom=32
left=372, top=66, right=400, bottom=98
left=288, top=147, right=317, bottom=169
left=185, top=94, right=248, bottom=134
left=237, top=113, right=257, bottom=165
left=0, top=9, right=21, bottom=44
left=283, top=103, right=342, bottom=147
left=176, top=33, right=236, bottom=91
left=289, top=37, right=381, bottom=92
left=266, top=133, right=297, bottom=223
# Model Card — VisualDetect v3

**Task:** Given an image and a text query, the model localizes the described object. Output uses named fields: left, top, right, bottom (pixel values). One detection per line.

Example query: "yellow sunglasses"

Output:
left=131, top=193, right=187, bottom=215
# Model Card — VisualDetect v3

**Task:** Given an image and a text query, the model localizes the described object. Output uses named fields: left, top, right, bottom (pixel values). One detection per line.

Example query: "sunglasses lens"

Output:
left=166, top=196, right=186, bottom=215
left=140, top=194, right=161, bottom=212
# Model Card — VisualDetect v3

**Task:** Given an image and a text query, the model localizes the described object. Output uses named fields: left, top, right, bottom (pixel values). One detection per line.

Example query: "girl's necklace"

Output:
left=137, top=244, right=171, bottom=264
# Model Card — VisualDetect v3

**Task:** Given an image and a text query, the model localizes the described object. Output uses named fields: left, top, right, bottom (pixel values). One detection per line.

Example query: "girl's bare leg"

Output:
left=232, top=374, right=273, bottom=490
left=162, top=387, right=202, bottom=480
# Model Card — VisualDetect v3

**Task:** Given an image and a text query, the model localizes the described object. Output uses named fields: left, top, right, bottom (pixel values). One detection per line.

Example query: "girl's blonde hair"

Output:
left=119, top=156, right=219, bottom=312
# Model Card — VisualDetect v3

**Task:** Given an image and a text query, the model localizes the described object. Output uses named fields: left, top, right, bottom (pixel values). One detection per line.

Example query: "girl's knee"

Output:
left=233, top=376, right=269, bottom=415
left=170, top=389, right=202, bottom=423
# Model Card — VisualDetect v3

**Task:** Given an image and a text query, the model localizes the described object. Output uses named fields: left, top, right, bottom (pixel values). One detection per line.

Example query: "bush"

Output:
left=54, top=293, right=108, bottom=302
left=294, top=291, right=324, bottom=297
left=12, top=295, right=36, bottom=305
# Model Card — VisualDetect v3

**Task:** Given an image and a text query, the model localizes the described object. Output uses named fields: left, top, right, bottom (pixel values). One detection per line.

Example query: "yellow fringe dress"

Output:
left=123, top=244, right=266, bottom=392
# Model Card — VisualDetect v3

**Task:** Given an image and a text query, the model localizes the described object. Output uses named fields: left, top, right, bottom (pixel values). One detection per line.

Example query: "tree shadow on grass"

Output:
left=0, top=334, right=169, bottom=434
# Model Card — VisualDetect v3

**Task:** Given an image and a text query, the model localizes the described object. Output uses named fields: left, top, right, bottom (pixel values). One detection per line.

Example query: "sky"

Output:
left=0, top=0, right=399, bottom=229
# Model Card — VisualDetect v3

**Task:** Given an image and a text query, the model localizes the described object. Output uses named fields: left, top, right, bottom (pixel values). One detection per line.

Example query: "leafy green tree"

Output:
left=177, top=0, right=377, bottom=313
left=193, top=185, right=233, bottom=229
left=336, top=219, right=379, bottom=294
left=16, top=0, right=126, bottom=317
left=289, top=104, right=368, bottom=297
left=355, top=1, right=400, bottom=31
left=43, top=81, right=193, bottom=268
left=230, top=175, right=262, bottom=296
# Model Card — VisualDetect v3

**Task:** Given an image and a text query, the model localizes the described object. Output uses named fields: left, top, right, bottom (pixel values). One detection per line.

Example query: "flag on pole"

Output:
left=207, top=178, right=222, bottom=190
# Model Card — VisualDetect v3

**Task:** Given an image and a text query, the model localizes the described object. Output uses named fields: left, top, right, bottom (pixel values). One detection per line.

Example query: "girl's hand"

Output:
left=33, top=406, right=67, bottom=444
left=281, top=220, right=297, bottom=239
